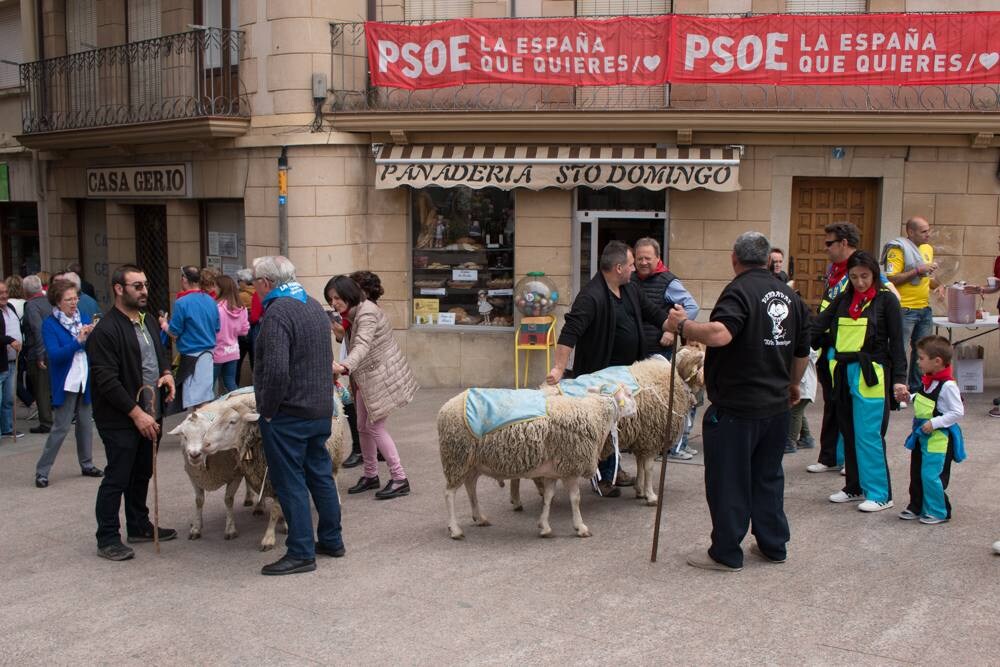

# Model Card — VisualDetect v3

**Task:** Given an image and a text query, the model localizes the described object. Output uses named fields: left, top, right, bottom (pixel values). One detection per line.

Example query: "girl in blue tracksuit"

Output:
left=811, top=251, right=907, bottom=513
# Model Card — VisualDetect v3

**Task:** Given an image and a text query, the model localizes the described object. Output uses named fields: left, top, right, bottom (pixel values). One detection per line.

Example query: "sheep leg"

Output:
left=259, top=500, right=281, bottom=551
left=634, top=456, right=647, bottom=499
left=537, top=478, right=556, bottom=538
left=643, top=454, right=659, bottom=507
left=242, top=478, right=254, bottom=507
left=509, top=478, right=523, bottom=511
left=445, top=486, right=465, bottom=540
left=565, top=477, right=591, bottom=538
left=464, top=473, right=490, bottom=527
left=223, top=477, right=241, bottom=540
left=189, top=485, right=204, bottom=540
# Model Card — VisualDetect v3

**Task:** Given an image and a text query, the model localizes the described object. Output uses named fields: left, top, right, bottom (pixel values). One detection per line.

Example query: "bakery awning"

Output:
left=374, top=144, right=741, bottom=192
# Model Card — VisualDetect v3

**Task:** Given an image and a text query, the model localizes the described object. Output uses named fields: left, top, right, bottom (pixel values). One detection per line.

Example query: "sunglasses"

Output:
left=824, top=239, right=843, bottom=247
left=126, top=281, right=150, bottom=290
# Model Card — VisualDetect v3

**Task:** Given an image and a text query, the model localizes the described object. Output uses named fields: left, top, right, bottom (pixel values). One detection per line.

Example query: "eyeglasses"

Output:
left=126, top=281, right=150, bottom=290
left=824, top=239, right=843, bottom=247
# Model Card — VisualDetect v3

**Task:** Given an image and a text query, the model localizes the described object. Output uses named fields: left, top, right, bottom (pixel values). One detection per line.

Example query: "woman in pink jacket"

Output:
left=213, top=275, right=249, bottom=394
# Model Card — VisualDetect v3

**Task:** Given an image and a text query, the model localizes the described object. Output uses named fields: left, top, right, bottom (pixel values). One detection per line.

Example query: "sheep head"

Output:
left=674, top=345, right=706, bottom=394
left=201, top=402, right=260, bottom=456
left=169, top=410, right=216, bottom=468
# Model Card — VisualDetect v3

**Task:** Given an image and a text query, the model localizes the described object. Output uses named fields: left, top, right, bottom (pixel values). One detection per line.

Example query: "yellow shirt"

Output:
left=885, top=244, right=933, bottom=309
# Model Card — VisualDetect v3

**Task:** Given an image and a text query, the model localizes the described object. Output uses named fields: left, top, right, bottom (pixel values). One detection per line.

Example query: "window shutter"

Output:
left=576, top=0, right=671, bottom=15
left=128, top=0, right=162, bottom=42
left=784, top=0, right=867, bottom=12
left=0, top=6, right=22, bottom=88
left=405, top=0, right=475, bottom=20
left=67, top=0, right=97, bottom=55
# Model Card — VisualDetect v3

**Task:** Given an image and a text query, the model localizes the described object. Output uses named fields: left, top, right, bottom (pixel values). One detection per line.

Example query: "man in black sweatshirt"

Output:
left=252, top=256, right=343, bottom=576
left=88, top=265, right=176, bottom=561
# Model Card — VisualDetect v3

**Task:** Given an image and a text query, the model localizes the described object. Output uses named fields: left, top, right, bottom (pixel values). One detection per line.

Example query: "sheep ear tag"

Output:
left=242, top=413, right=261, bottom=423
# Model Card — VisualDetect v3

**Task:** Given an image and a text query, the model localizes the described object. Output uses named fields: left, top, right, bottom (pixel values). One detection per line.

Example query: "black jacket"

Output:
left=558, top=272, right=667, bottom=377
left=87, top=306, right=171, bottom=430
left=631, top=270, right=677, bottom=358
left=0, top=305, right=14, bottom=374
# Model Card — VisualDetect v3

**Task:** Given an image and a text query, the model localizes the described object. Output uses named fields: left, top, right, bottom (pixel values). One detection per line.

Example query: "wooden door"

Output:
left=791, top=178, right=878, bottom=309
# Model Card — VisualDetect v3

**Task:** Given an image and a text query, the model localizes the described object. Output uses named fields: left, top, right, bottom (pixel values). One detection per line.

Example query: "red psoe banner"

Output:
left=366, top=13, right=1000, bottom=88
left=671, top=13, right=1000, bottom=85
left=366, top=16, right=671, bottom=89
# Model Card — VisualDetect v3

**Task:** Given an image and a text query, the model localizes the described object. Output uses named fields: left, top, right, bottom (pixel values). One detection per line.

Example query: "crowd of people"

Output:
left=4, top=212, right=996, bottom=573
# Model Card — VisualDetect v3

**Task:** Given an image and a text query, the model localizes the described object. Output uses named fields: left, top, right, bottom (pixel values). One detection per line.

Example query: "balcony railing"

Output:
left=330, top=19, right=1000, bottom=114
left=20, top=28, right=247, bottom=135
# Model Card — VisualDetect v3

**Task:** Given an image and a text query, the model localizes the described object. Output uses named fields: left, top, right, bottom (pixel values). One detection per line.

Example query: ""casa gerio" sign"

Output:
left=86, top=164, right=191, bottom=198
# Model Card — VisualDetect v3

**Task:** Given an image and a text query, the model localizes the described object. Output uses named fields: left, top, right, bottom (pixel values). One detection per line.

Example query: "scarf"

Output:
left=922, top=366, right=955, bottom=391
left=847, top=285, right=876, bottom=320
left=880, top=237, right=927, bottom=286
left=637, top=259, right=669, bottom=279
left=262, top=281, right=308, bottom=307
left=827, top=261, right=848, bottom=289
left=53, top=307, right=83, bottom=338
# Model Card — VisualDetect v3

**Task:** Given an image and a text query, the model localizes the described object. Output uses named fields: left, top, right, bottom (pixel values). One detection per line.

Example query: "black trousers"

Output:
left=94, top=426, right=156, bottom=547
left=816, top=359, right=840, bottom=467
left=344, top=402, right=362, bottom=456
left=906, top=440, right=955, bottom=519
left=703, top=405, right=791, bottom=568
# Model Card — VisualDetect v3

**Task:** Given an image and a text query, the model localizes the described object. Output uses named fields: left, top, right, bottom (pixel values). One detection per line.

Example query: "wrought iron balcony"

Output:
left=330, top=19, right=1000, bottom=114
left=19, top=28, right=247, bottom=139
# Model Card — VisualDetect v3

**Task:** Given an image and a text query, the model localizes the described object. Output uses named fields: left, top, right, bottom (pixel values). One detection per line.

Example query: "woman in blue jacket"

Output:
left=33, top=280, right=101, bottom=487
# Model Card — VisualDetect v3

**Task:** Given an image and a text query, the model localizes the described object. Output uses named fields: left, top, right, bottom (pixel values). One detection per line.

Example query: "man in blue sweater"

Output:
left=159, top=266, right=219, bottom=410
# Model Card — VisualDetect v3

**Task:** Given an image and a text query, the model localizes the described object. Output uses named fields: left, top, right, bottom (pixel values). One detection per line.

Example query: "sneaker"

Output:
left=807, top=462, right=839, bottom=473
left=594, top=480, right=621, bottom=497
left=829, top=491, right=865, bottom=503
left=686, top=550, right=742, bottom=572
left=97, top=542, right=135, bottom=561
left=840, top=467, right=846, bottom=476
left=668, top=450, right=693, bottom=461
left=749, top=542, right=786, bottom=564
left=784, top=439, right=797, bottom=454
left=34, top=474, right=48, bottom=488
left=2, top=431, right=24, bottom=439
left=127, top=527, right=178, bottom=543
left=858, top=499, right=894, bottom=512
left=796, top=435, right=816, bottom=449
left=919, top=514, right=948, bottom=525
left=680, top=446, right=698, bottom=456
left=898, top=509, right=920, bottom=520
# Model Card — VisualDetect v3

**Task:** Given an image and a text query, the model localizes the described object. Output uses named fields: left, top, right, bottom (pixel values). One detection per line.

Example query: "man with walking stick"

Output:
left=665, top=232, right=810, bottom=572
left=89, top=265, right=176, bottom=561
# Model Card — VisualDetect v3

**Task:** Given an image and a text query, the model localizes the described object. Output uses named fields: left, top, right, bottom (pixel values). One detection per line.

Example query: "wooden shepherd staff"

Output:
left=650, top=335, right=680, bottom=563
left=136, top=384, right=161, bottom=554
left=10, top=353, right=17, bottom=441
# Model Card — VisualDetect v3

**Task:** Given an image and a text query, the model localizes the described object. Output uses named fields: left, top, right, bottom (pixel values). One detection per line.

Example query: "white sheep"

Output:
left=437, top=384, right=637, bottom=540
left=512, top=351, right=705, bottom=509
left=168, top=391, right=260, bottom=541
left=200, top=396, right=349, bottom=551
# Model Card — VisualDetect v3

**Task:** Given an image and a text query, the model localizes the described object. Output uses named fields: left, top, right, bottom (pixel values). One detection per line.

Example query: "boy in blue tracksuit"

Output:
left=901, top=335, right=966, bottom=525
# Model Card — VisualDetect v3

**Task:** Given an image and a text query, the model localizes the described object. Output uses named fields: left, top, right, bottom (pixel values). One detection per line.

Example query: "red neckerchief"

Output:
left=922, top=366, right=954, bottom=391
left=340, top=311, right=351, bottom=332
left=176, top=289, right=202, bottom=299
left=637, top=259, right=669, bottom=280
left=827, top=261, right=848, bottom=288
left=848, top=285, right=876, bottom=320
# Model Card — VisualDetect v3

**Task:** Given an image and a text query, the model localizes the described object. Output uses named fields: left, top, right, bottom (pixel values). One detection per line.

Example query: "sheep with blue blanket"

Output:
left=437, top=384, right=637, bottom=540
left=514, top=352, right=704, bottom=508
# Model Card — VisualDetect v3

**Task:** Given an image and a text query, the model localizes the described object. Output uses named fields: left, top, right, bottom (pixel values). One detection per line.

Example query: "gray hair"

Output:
left=253, top=256, right=296, bottom=286
left=733, top=232, right=771, bottom=267
left=235, top=269, right=254, bottom=284
left=634, top=237, right=661, bottom=257
left=22, top=275, right=43, bottom=296
left=61, top=271, right=82, bottom=289
left=599, top=241, right=631, bottom=272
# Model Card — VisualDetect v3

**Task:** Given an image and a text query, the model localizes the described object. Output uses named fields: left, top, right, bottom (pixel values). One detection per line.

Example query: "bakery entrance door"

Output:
left=572, top=210, right=666, bottom=299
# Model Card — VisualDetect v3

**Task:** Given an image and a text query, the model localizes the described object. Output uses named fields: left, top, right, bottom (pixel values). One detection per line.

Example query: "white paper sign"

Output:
left=436, top=312, right=456, bottom=325
left=420, top=288, right=447, bottom=296
left=487, top=288, right=513, bottom=296
left=452, top=269, right=478, bottom=281
left=206, top=255, right=222, bottom=270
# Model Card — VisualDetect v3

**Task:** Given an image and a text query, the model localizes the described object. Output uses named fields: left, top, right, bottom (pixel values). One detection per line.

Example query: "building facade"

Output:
left=14, top=0, right=1000, bottom=386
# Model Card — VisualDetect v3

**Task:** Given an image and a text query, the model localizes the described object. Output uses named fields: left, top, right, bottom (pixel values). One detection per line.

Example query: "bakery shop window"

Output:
left=411, top=186, right=514, bottom=329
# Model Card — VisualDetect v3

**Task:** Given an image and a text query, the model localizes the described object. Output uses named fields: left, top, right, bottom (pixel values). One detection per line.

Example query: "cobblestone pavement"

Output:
left=2, top=387, right=1000, bottom=665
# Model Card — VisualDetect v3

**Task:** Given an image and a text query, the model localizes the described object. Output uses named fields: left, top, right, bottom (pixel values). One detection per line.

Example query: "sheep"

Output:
left=437, top=384, right=637, bottom=540
left=168, top=391, right=260, bottom=541
left=200, top=395, right=349, bottom=551
left=512, top=350, right=705, bottom=509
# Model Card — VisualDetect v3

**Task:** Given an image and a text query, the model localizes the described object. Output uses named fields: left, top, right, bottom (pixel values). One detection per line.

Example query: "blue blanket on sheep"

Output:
left=464, top=388, right=548, bottom=439
left=557, top=366, right=640, bottom=398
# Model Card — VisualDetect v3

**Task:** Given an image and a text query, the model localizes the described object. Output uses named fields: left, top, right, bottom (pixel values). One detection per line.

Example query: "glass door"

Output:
left=573, top=210, right=667, bottom=296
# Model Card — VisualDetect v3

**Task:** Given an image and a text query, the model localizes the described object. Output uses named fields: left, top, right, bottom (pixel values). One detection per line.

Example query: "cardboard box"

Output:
left=954, top=358, right=984, bottom=394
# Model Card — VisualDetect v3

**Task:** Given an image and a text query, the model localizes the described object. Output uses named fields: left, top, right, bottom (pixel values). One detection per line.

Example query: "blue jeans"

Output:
left=260, top=413, right=343, bottom=560
left=214, top=360, right=239, bottom=394
left=901, top=306, right=934, bottom=392
left=0, top=369, right=11, bottom=433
